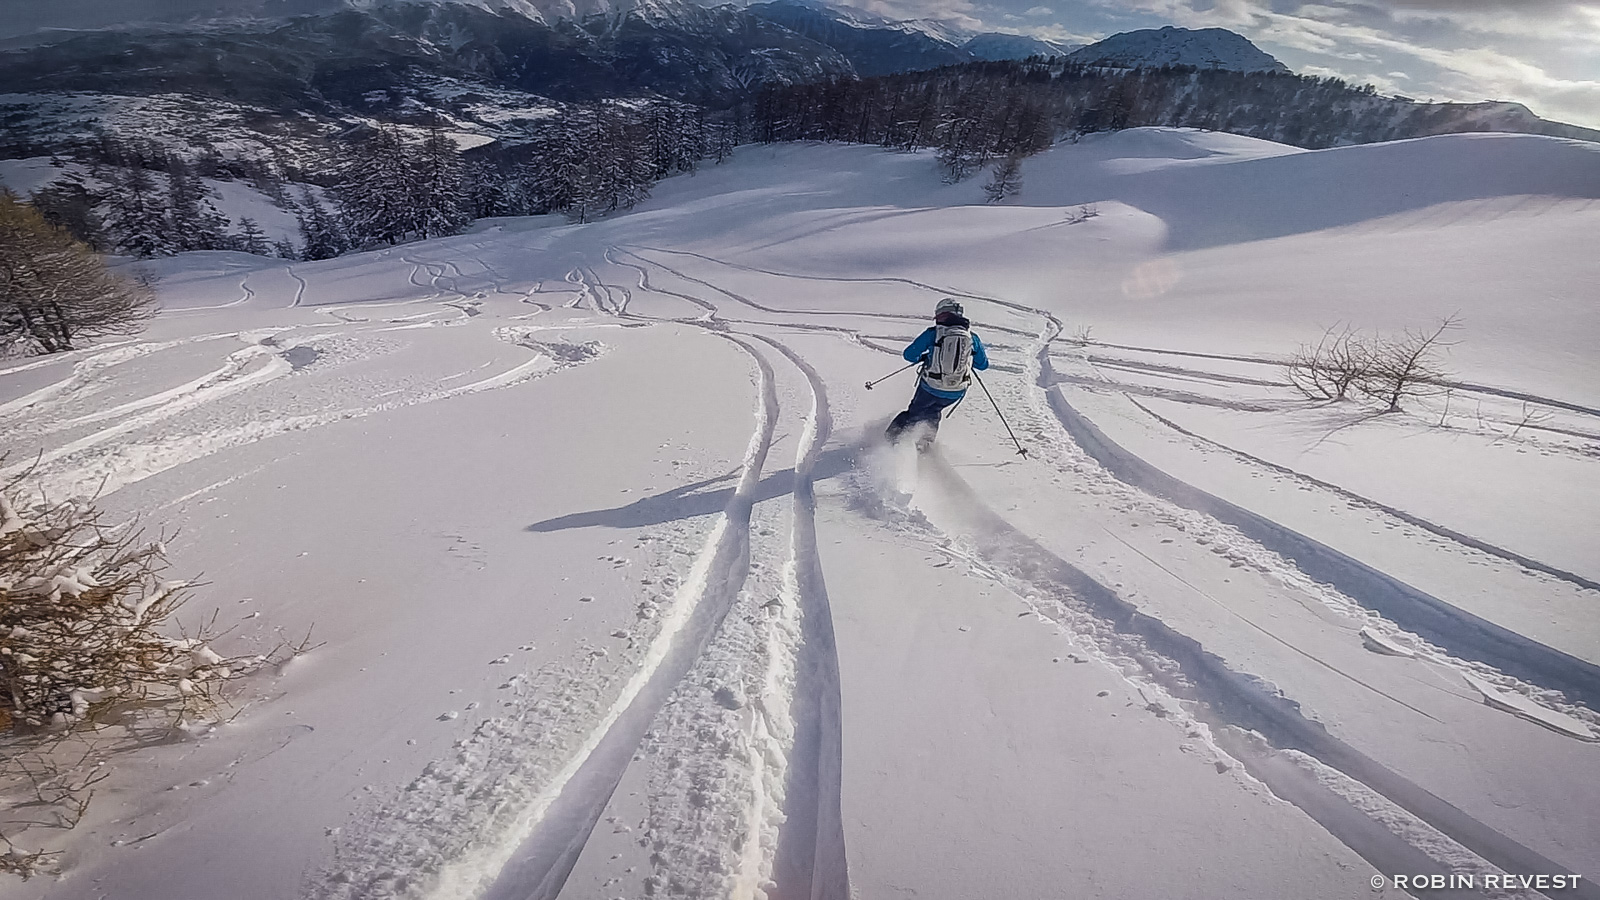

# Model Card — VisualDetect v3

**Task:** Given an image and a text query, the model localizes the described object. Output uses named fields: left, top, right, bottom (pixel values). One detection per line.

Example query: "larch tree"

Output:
left=100, top=166, right=173, bottom=258
left=0, top=191, right=155, bottom=355
left=412, top=126, right=471, bottom=241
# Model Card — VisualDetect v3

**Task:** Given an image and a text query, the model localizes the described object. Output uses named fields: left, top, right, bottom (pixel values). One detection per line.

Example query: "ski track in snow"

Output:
left=444, top=332, right=778, bottom=900
left=1, top=342, right=294, bottom=487
left=5, top=322, right=605, bottom=503
left=519, top=265, right=850, bottom=900
left=743, top=333, right=848, bottom=900
left=1123, top=395, right=1600, bottom=594
left=1032, top=357, right=1600, bottom=715
left=904, top=450, right=1598, bottom=898
left=288, top=263, right=310, bottom=308
left=0, top=332, right=246, bottom=422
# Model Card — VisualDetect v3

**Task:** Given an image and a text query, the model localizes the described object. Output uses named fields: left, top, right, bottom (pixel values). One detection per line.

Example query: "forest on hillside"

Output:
left=18, top=58, right=1589, bottom=262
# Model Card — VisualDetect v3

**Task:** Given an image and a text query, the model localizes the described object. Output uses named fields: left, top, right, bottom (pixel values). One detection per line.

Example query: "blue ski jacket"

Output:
left=903, top=326, right=989, bottom=400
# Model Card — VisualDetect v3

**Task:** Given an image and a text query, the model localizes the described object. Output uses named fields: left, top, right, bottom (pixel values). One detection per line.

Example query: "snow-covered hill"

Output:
left=1068, top=25, right=1290, bottom=73
left=4, top=128, right=1598, bottom=899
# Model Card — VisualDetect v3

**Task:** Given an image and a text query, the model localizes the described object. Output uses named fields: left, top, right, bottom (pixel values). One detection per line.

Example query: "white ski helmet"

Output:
left=935, top=298, right=963, bottom=318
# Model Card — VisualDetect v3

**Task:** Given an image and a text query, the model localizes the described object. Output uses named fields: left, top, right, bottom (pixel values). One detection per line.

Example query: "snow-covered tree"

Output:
left=465, top=158, right=521, bottom=219
left=165, top=161, right=228, bottom=252
left=335, top=127, right=416, bottom=247
left=411, top=126, right=471, bottom=241
left=101, top=167, right=173, bottom=258
left=29, top=176, right=104, bottom=250
left=234, top=217, right=269, bottom=255
left=296, top=189, right=348, bottom=261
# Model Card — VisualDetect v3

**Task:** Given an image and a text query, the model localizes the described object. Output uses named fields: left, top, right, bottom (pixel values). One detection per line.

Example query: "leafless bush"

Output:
left=0, top=833, right=52, bottom=879
left=1064, top=323, right=1095, bottom=346
left=1288, top=317, right=1459, bottom=413
left=1287, top=324, right=1370, bottom=401
left=1506, top=400, right=1554, bottom=440
left=1359, top=315, right=1460, bottom=412
left=0, top=472, right=302, bottom=872
left=0, top=491, right=235, bottom=733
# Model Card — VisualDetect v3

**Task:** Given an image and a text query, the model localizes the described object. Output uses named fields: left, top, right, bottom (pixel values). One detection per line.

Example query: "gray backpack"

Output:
left=921, top=324, right=974, bottom=392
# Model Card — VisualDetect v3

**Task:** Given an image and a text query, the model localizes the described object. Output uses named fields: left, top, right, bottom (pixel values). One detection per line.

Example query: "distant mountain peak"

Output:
left=750, top=0, right=971, bottom=45
left=962, top=32, right=1078, bottom=61
left=1067, top=25, right=1289, bottom=74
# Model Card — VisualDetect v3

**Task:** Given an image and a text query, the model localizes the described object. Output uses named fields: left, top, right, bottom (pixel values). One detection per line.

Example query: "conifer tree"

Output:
left=166, top=161, right=228, bottom=252
left=101, top=167, right=174, bottom=258
left=412, top=126, right=470, bottom=240
left=335, top=127, right=414, bottom=247
left=296, top=189, right=348, bottom=261
left=30, top=177, right=104, bottom=250
left=234, top=217, right=269, bottom=255
left=983, top=154, right=1024, bottom=202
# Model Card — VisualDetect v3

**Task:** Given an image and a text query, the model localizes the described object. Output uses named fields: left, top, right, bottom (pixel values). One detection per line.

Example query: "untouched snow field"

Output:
left=3, top=128, right=1599, bottom=900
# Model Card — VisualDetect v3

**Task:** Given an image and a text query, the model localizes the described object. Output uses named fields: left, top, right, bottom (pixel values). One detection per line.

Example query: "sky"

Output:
left=860, top=0, right=1600, bottom=129
left=3, top=0, right=1598, bottom=129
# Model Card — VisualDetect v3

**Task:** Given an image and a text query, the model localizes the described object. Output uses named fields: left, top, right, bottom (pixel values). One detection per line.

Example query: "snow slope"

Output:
left=3, top=128, right=1598, bottom=900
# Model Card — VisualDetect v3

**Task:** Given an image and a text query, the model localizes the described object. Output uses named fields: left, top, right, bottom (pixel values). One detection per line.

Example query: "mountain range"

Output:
left=0, top=0, right=1265, bottom=158
left=0, top=0, right=1591, bottom=167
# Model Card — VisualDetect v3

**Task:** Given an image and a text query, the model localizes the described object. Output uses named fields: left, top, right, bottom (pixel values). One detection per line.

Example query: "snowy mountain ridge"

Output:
left=963, top=32, right=1077, bottom=60
left=1068, top=25, right=1290, bottom=73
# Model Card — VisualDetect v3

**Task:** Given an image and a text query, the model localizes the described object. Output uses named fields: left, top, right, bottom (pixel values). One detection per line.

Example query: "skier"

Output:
left=885, top=298, right=989, bottom=448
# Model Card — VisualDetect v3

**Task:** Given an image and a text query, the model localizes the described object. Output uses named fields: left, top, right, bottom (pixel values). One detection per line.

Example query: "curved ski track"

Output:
left=1124, top=395, right=1600, bottom=594
left=394, top=261, right=853, bottom=900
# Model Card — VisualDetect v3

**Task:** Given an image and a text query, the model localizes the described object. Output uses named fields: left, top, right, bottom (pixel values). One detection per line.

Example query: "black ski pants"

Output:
left=886, top=383, right=961, bottom=441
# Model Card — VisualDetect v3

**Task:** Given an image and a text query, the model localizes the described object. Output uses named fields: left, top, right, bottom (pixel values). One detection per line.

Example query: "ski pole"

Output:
left=864, top=360, right=918, bottom=390
left=974, top=372, right=1029, bottom=458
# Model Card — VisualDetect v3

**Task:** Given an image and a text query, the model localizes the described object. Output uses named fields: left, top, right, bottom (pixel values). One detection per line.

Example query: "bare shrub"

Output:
left=1357, top=315, right=1460, bottom=412
left=1287, top=324, right=1370, bottom=401
left=1507, top=399, right=1554, bottom=439
left=0, top=833, right=52, bottom=879
left=1288, top=317, right=1459, bottom=413
left=0, top=473, right=306, bottom=871
left=0, top=491, right=231, bottom=732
